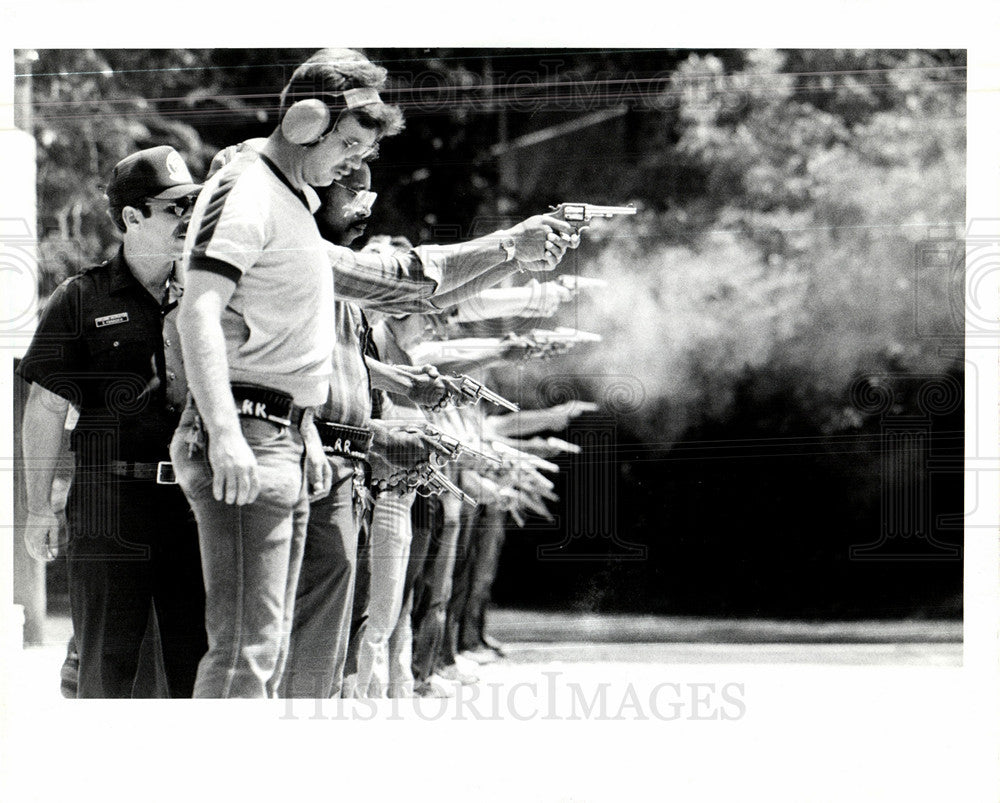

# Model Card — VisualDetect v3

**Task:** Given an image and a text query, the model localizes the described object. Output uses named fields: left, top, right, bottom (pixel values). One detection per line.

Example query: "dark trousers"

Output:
left=442, top=504, right=482, bottom=666
left=401, top=495, right=438, bottom=682
left=281, top=457, right=362, bottom=699
left=460, top=505, right=508, bottom=651
left=410, top=493, right=462, bottom=682
left=67, top=465, right=207, bottom=698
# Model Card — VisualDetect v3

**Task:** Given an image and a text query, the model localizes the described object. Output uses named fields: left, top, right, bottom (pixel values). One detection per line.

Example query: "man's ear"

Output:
left=121, top=205, right=141, bottom=230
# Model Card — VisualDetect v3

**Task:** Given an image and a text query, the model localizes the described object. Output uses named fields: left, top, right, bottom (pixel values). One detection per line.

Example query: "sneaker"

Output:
left=459, top=646, right=499, bottom=665
left=453, top=653, right=479, bottom=675
left=436, top=663, right=478, bottom=685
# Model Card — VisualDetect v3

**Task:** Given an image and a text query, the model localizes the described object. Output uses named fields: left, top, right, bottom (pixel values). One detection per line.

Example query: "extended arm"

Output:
left=366, top=356, right=449, bottom=408
left=333, top=215, right=578, bottom=310
left=451, top=279, right=574, bottom=322
left=415, top=215, right=576, bottom=295
left=488, top=401, right=599, bottom=437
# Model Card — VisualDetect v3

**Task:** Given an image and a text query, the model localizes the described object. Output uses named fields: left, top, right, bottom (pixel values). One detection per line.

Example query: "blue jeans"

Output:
left=280, top=455, right=364, bottom=698
left=170, top=403, right=308, bottom=699
left=351, top=490, right=415, bottom=698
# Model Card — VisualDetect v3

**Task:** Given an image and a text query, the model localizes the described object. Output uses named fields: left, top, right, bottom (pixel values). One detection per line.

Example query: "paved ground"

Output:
left=2, top=611, right=984, bottom=803
left=9, top=609, right=961, bottom=702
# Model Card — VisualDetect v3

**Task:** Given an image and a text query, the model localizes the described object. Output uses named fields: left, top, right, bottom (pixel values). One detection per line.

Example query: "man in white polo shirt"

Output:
left=171, top=49, right=404, bottom=698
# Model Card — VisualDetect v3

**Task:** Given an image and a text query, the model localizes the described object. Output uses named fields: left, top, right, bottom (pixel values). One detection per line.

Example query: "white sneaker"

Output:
left=460, top=647, right=499, bottom=665
left=453, top=653, right=479, bottom=674
left=436, top=663, right=479, bottom=685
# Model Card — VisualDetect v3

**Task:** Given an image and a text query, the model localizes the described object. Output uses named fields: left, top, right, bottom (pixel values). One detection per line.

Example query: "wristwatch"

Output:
left=500, top=235, right=517, bottom=262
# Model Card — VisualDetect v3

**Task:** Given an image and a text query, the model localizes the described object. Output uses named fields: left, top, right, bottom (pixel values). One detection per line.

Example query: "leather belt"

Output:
left=232, top=383, right=308, bottom=428
left=315, top=419, right=372, bottom=460
left=106, top=460, right=177, bottom=485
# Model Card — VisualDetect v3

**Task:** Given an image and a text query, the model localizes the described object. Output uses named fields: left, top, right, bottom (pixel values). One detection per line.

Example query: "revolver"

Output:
left=549, top=203, right=637, bottom=229
left=524, top=327, right=603, bottom=358
left=433, top=373, right=520, bottom=413
left=375, top=461, right=479, bottom=507
left=381, top=420, right=503, bottom=470
left=415, top=464, right=478, bottom=507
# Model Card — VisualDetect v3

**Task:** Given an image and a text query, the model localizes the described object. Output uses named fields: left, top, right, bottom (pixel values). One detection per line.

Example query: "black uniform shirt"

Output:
left=17, top=248, right=182, bottom=463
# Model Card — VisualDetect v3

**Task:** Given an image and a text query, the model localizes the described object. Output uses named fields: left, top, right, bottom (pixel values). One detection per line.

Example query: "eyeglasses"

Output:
left=145, top=196, right=197, bottom=218
left=337, top=135, right=380, bottom=162
left=316, top=129, right=380, bottom=162
left=332, top=182, right=378, bottom=216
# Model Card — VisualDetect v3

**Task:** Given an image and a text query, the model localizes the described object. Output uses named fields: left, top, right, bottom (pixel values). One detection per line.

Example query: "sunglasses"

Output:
left=332, top=182, right=378, bottom=216
left=145, top=195, right=198, bottom=218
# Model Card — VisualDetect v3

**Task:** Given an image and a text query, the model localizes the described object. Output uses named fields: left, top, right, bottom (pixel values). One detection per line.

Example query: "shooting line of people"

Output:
left=19, top=48, right=634, bottom=699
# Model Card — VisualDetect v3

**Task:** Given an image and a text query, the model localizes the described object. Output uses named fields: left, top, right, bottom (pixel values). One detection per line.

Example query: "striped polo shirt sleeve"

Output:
left=329, top=242, right=443, bottom=307
left=185, top=160, right=266, bottom=284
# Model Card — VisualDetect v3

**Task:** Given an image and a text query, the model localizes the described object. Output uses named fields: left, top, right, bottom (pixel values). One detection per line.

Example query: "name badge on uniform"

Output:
left=95, top=312, right=129, bottom=328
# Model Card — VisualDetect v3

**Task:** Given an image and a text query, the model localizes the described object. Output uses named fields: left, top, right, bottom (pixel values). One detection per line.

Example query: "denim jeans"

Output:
left=351, top=490, right=415, bottom=698
left=280, top=455, right=364, bottom=699
left=170, top=403, right=307, bottom=699
left=386, top=494, right=435, bottom=698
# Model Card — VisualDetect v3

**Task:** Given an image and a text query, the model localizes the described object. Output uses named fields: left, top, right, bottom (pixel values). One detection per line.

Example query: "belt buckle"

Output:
left=156, top=461, right=177, bottom=485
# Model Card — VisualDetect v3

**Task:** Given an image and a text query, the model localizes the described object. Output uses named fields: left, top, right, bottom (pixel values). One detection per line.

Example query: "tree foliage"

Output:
left=22, top=48, right=965, bottom=616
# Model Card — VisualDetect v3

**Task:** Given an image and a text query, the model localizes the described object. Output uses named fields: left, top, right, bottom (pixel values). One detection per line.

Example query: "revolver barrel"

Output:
left=423, top=465, right=478, bottom=506
left=458, top=375, right=520, bottom=412
left=555, top=202, right=637, bottom=222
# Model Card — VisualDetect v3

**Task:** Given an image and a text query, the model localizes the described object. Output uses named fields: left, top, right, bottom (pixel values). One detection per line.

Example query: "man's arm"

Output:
left=332, top=215, right=578, bottom=309
left=330, top=243, right=442, bottom=308
left=415, top=214, right=577, bottom=295
left=176, top=266, right=259, bottom=506
left=488, top=401, right=600, bottom=437
left=21, top=383, right=71, bottom=561
left=451, top=279, right=574, bottom=322
left=366, top=356, right=448, bottom=408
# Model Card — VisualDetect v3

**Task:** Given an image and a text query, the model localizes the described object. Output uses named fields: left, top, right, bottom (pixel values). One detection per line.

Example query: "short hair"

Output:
left=350, top=104, right=405, bottom=139
left=279, top=49, right=404, bottom=138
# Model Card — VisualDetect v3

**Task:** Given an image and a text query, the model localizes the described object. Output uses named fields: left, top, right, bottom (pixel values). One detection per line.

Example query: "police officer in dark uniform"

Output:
left=19, top=146, right=208, bottom=698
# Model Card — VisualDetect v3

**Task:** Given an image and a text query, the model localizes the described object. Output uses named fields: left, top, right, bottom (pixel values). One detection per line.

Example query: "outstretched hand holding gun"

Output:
left=370, top=420, right=503, bottom=505
left=547, top=203, right=637, bottom=230
left=427, top=373, right=520, bottom=413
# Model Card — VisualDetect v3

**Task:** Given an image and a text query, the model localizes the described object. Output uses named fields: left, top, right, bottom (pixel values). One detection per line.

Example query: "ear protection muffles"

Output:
left=280, top=87, right=383, bottom=146
left=281, top=99, right=332, bottom=146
